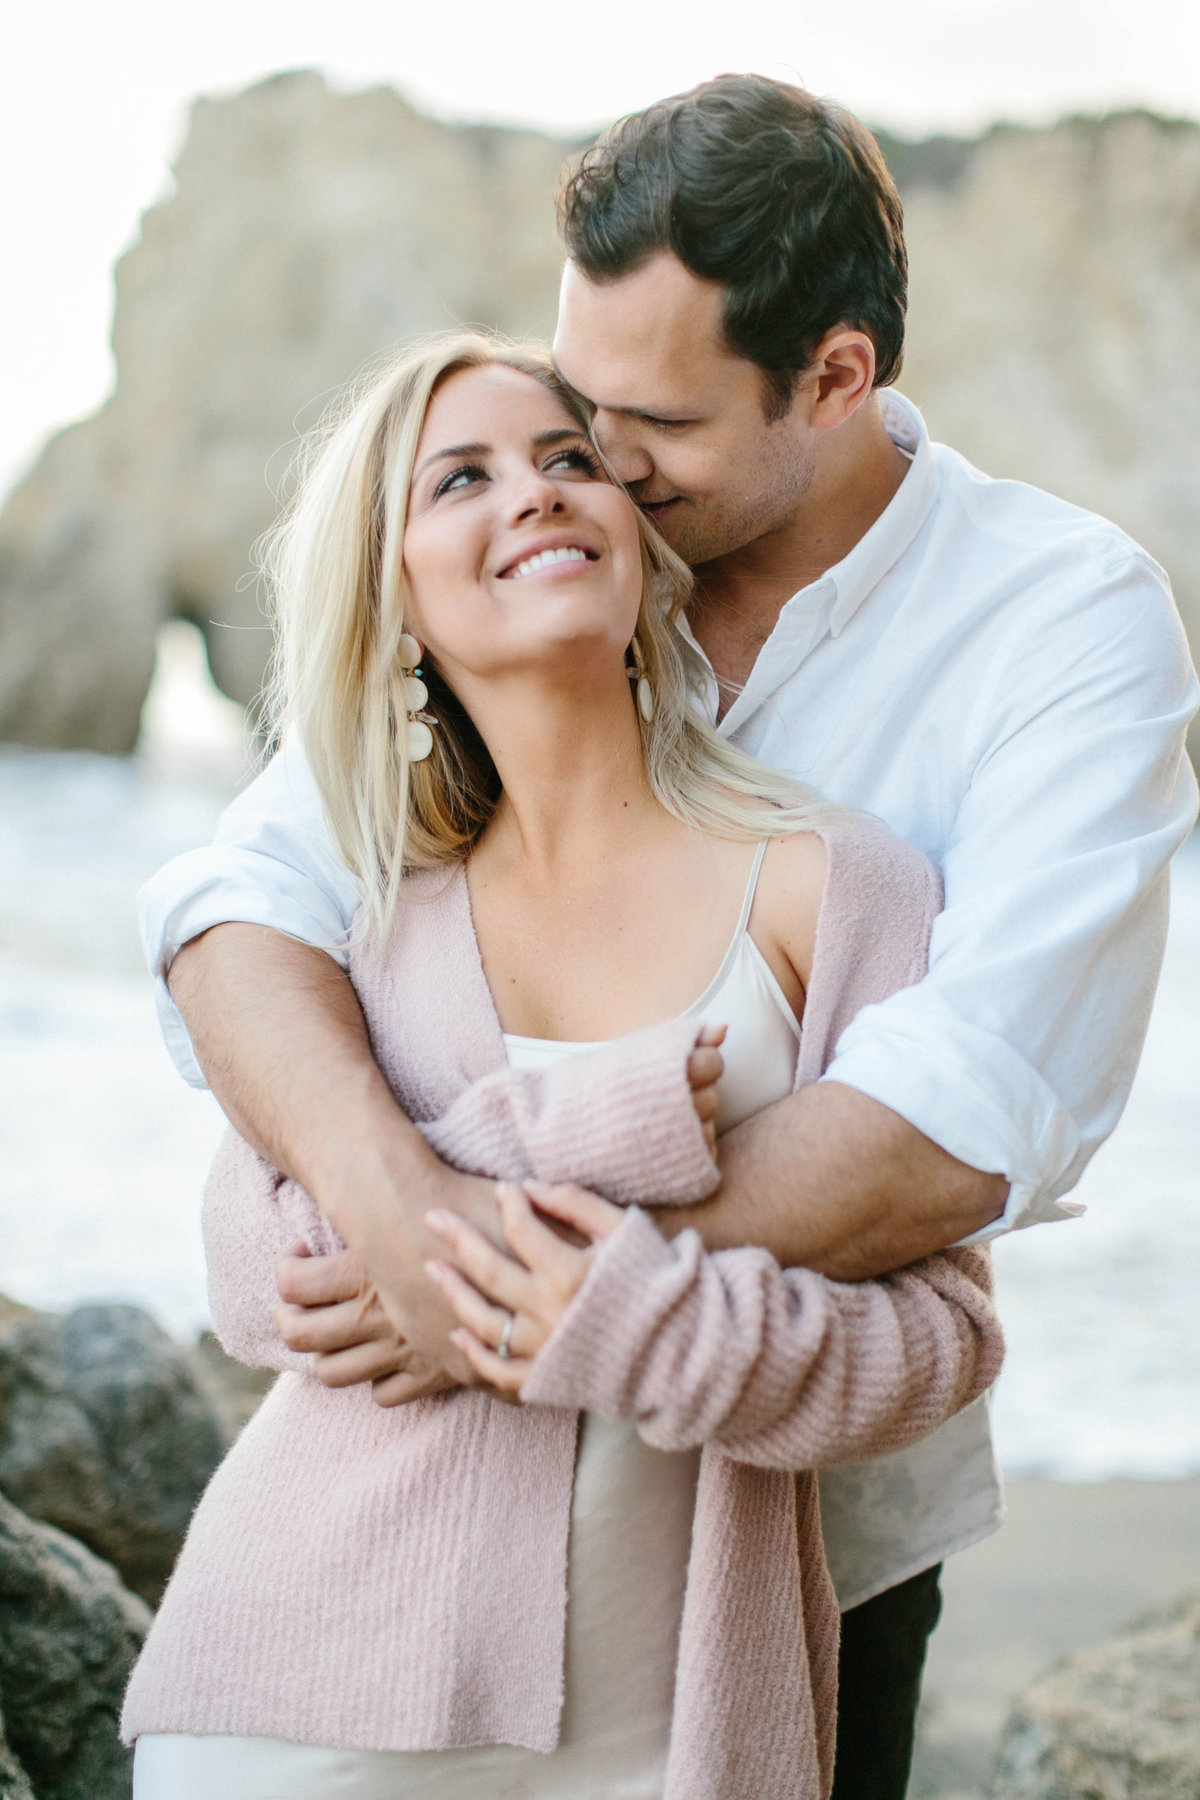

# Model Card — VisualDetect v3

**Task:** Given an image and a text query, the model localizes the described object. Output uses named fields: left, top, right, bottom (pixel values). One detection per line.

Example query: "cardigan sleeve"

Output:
left=202, top=1131, right=342, bottom=1373
left=417, top=1014, right=719, bottom=1205
left=519, top=1207, right=1002, bottom=1468
left=202, top=1016, right=718, bottom=1370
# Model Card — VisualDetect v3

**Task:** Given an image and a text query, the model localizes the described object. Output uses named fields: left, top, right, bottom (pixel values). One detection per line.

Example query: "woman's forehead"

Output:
left=419, top=362, right=580, bottom=447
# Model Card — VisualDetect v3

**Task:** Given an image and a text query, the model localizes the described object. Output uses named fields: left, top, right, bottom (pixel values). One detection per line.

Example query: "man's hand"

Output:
left=275, top=1241, right=456, bottom=1406
left=688, top=1023, right=725, bottom=1154
left=284, top=1162, right=508, bottom=1395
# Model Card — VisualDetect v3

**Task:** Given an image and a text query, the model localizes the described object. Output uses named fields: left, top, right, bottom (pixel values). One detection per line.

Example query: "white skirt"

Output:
left=133, top=1415, right=701, bottom=1800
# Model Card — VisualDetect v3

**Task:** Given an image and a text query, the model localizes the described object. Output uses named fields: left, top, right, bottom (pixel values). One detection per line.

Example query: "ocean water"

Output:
left=1, top=628, right=1197, bottom=1479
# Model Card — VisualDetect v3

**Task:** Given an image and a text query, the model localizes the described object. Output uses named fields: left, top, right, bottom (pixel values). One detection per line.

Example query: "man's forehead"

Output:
left=554, top=255, right=734, bottom=413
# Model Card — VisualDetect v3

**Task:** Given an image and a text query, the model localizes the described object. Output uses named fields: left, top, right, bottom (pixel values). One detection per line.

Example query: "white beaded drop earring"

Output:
left=398, top=632, right=435, bottom=761
left=629, top=634, right=655, bottom=723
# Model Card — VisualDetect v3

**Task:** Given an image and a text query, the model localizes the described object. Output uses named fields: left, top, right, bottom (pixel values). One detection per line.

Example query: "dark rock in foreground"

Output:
left=191, top=1328, right=276, bottom=1436
left=0, top=1492, right=150, bottom=1800
left=992, top=1590, right=1200, bottom=1799
left=0, top=1300, right=228, bottom=1606
left=0, top=1706, right=36, bottom=1800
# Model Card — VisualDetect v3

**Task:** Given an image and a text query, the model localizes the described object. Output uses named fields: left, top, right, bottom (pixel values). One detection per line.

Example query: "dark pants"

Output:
left=830, top=1563, right=943, bottom=1800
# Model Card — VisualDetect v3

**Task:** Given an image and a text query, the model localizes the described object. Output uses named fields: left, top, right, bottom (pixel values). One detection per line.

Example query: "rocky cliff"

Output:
left=0, top=71, right=573, bottom=750
left=0, top=77, right=1196, bottom=760
left=896, top=110, right=1200, bottom=765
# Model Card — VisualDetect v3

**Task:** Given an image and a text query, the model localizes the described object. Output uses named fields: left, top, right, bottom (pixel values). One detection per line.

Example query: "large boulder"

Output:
left=0, top=1299, right=228, bottom=1606
left=0, top=1707, right=36, bottom=1800
left=191, top=1328, right=275, bottom=1436
left=0, top=1492, right=150, bottom=1800
left=991, top=1591, right=1200, bottom=1799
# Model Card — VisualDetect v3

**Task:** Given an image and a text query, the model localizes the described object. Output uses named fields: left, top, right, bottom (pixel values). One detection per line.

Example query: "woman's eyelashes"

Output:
left=431, top=444, right=602, bottom=502
left=550, top=445, right=602, bottom=478
left=433, top=461, right=488, bottom=499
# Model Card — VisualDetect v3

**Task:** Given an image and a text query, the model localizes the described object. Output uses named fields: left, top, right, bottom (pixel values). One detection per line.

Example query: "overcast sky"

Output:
left=2, top=0, right=1196, bottom=497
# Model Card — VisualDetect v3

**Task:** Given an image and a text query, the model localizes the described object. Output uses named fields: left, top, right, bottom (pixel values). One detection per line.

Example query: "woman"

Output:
left=124, top=334, right=1002, bottom=1800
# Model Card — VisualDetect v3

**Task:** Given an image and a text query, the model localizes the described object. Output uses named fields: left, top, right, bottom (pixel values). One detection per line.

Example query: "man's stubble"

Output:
left=656, top=427, right=819, bottom=577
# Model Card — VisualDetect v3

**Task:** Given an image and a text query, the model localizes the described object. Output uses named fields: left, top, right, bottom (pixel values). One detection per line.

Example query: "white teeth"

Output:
left=508, top=546, right=590, bottom=579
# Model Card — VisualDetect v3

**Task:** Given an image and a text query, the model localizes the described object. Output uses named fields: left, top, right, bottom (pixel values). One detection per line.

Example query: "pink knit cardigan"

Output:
left=122, top=821, right=1003, bottom=1800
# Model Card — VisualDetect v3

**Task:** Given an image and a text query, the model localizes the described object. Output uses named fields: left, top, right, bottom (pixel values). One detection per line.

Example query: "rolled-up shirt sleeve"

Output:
left=138, top=736, right=361, bottom=1087
left=825, top=549, right=1199, bottom=1235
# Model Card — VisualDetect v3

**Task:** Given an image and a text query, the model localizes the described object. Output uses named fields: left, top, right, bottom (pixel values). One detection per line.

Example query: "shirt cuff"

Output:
left=823, top=995, right=1086, bottom=1239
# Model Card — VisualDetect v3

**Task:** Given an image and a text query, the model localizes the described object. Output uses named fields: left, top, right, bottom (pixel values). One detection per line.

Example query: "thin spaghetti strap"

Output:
left=733, top=839, right=771, bottom=939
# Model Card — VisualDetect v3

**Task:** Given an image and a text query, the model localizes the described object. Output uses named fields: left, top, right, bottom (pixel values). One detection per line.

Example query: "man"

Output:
left=141, top=75, right=1198, bottom=1800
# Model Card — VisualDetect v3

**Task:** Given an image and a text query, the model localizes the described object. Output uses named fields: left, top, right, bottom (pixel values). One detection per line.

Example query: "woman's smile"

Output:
left=496, top=534, right=602, bottom=583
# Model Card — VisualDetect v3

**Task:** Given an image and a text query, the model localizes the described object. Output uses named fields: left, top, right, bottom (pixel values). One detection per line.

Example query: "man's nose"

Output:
left=593, top=413, right=654, bottom=487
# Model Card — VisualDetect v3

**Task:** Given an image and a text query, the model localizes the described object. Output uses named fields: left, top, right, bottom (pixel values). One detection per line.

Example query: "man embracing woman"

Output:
left=127, top=73, right=1197, bottom=1800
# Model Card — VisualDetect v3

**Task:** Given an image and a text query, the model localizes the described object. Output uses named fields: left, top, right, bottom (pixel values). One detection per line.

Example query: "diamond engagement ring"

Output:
left=497, top=1313, right=516, bottom=1360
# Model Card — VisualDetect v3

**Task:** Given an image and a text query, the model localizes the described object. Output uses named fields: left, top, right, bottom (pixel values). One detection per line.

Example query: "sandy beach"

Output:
left=912, top=1475, right=1200, bottom=1796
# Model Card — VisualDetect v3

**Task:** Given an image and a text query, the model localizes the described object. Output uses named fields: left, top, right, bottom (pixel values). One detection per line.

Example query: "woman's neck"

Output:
left=465, top=666, right=666, bottom=874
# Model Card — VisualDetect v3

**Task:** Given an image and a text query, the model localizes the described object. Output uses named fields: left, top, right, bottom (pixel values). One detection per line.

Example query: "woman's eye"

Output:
left=434, top=462, right=488, bottom=499
left=547, top=446, right=602, bottom=478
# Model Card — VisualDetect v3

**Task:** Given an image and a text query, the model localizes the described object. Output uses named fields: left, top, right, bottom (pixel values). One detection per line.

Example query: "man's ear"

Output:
left=806, top=328, right=877, bottom=431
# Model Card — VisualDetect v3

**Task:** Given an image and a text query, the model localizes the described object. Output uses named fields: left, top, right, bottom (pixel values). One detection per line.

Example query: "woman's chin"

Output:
left=457, top=640, right=634, bottom=705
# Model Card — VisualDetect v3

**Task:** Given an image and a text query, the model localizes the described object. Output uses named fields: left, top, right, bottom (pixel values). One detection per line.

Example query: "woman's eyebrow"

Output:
left=414, top=441, right=488, bottom=480
left=414, top=428, right=583, bottom=483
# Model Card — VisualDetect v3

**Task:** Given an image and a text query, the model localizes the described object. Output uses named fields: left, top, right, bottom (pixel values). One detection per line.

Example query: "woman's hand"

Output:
left=689, top=1022, right=726, bottom=1154
left=424, top=1180, right=623, bottom=1396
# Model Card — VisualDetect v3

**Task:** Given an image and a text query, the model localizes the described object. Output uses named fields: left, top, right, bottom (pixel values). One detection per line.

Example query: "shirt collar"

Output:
left=823, top=390, right=938, bottom=638
left=681, top=392, right=940, bottom=736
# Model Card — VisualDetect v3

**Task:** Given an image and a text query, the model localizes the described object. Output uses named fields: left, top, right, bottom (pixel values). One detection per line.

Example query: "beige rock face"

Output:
left=898, top=112, right=1200, bottom=763
left=0, top=71, right=571, bottom=750
left=991, top=1591, right=1200, bottom=1799
left=0, top=83, right=1196, bottom=759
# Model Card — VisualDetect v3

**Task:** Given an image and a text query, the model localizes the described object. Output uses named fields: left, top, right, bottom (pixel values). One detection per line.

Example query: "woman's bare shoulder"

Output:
left=753, top=829, right=829, bottom=989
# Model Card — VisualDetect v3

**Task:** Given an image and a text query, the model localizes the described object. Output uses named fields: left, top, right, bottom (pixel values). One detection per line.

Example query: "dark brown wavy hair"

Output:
left=559, top=73, right=907, bottom=420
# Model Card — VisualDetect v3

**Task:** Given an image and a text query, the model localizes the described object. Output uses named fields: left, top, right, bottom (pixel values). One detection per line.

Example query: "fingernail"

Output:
left=423, top=1260, right=446, bottom=1281
left=424, top=1211, right=453, bottom=1232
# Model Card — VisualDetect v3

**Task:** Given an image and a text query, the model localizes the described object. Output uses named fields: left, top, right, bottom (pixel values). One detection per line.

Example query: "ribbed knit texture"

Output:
left=122, top=825, right=1003, bottom=1800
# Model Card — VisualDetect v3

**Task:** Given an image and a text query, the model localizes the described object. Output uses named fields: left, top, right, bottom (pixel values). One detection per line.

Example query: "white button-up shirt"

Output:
left=138, top=393, right=1198, bottom=1606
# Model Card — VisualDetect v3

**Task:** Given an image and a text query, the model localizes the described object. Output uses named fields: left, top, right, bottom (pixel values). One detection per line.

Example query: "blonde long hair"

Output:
left=263, top=331, right=833, bottom=933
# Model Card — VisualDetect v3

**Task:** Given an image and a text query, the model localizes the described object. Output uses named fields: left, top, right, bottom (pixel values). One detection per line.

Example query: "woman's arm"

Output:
left=418, top=1015, right=720, bottom=1204
left=427, top=1183, right=1002, bottom=1470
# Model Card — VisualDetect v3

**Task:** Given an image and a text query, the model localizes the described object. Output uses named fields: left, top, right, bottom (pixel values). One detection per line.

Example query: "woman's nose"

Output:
left=511, top=470, right=567, bottom=523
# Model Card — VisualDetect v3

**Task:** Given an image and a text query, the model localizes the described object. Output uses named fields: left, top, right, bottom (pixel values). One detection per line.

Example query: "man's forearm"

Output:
left=169, top=925, right=433, bottom=1206
left=659, top=1080, right=1008, bottom=1280
left=168, top=924, right=496, bottom=1370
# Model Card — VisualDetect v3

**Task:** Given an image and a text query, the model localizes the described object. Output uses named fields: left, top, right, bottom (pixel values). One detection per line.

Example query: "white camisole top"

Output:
left=502, top=839, right=800, bottom=1136
left=133, top=840, right=801, bottom=1800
